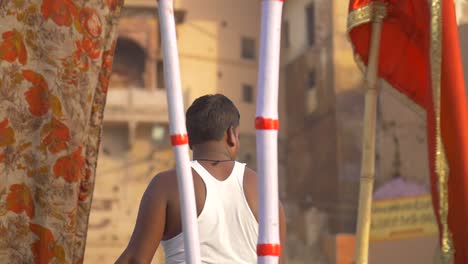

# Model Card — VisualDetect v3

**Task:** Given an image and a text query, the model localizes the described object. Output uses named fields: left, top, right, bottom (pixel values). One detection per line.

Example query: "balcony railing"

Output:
left=105, top=87, right=187, bottom=123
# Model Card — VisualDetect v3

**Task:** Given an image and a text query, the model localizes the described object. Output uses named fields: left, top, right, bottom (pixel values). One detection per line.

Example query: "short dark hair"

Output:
left=186, top=94, right=240, bottom=145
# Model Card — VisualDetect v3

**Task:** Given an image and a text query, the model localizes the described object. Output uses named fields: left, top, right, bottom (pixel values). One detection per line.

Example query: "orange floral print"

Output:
left=0, top=30, right=27, bottom=65
left=41, top=118, right=71, bottom=154
left=78, top=168, right=92, bottom=202
left=41, top=0, right=78, bottom=27
left=77, top=38, right=101, bottom=60
left=23, top=70, right=48, bottom=87
left=6, top=184, right=35, bottom=218
left=23, top=70, right=50, bottom=117
left=106, top=0, right=120, bottom=11
left=27, top=165, right=50, bottom=178
left=73, top=38, right=102, bottom=71
left=53, top=146, right=85, bottom=183
left=103, top=47, right=115, bottom=71
left=0, top=119, right=15, bottom=147
left=99, top=70, right=110, bottom=93
left=79, top=8, right=102, bottom=38
left=0, top=0, right=123, bottom=262
left=60, top=56, right=82, bottom=84
left=30, top=224, right=65, bottom=264
left=99, top=43, right=116, bottom=93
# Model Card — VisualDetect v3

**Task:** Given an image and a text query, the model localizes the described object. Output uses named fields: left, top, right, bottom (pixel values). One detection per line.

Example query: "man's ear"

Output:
left=227, top=126, right=236, bottom=147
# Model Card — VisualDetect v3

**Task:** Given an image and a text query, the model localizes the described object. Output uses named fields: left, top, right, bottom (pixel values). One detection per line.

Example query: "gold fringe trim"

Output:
left=346, top=2, right=387, bottom=78
left=430, top=0, right=454, bottom=262
left=347, top=2, right=387, bottom=33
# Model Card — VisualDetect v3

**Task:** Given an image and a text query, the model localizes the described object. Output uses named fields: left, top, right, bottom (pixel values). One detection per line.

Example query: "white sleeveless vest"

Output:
left=161, top=161, right=258, bottom=264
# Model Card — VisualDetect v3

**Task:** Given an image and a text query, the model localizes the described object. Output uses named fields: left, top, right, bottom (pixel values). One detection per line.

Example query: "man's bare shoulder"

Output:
left=146, top=169, right=178, bottom=196
left=243, top=166, right=258, bottom=193
left=244, top=166, right=258, bottom=181
left=153, top=169, right=177, bottom=180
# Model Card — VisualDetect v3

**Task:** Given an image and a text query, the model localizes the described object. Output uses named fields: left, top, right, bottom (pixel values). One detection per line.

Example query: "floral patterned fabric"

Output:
left=0, top=1, right=123, bottom=263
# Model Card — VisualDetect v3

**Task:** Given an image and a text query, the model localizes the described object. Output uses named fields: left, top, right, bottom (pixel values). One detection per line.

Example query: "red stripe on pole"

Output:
left=171, top=134, right=189, bottom=146
left=257, top=244, right=281, bottom=256
left=255, top=117, right=279, bottom=130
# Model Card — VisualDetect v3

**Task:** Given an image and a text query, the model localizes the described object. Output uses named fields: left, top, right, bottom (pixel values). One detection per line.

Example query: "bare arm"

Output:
left=115, top=174, right=168, bottom=264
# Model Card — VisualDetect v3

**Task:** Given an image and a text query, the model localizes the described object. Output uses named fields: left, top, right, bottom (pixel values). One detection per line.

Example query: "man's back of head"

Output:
left=186, top=94, right=241, bottom=160
left=186, top=94, right=240, bottom=144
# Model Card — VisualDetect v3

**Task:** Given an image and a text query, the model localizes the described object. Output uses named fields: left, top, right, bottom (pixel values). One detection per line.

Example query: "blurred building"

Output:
left=85, top=0, right=288, bottom=263
left=278, top=0, right=366, bottom=262
left=279, top=0, right=453, bottom=263
left=279, top=1, right=338, bottom=263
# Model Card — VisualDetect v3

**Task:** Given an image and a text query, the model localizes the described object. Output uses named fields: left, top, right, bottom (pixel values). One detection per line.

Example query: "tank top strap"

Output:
left=233, top=161, right=246, bottom=188
left=190, top=160, right=214, bottom=185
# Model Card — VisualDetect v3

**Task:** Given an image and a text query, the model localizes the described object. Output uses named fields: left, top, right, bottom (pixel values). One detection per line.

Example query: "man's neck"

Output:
left=192, top=142, right=233, bottom=161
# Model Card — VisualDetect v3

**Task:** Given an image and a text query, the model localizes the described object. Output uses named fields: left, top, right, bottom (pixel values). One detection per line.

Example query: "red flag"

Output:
left=348, top=0, right=468, bottom=262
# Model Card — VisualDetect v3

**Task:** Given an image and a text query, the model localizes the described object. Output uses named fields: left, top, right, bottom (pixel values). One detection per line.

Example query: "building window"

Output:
left=102, top=123, right=130, bottom=156
left=306, top=71, right=317, bottom=113
left=157, top=60, right=165, bottom=89
left=306, top=4, right=315, bottom=46
left=241, top=37, right=256, bottom=59
left=242, top=84, right=254, bottom=103
left=308, top=71, right=316, bottom=89
left=150, top=123, right=170, bottom=148
left=112, top=37, right=146, bottom=88
left=282, top=21, right=290, bottom=48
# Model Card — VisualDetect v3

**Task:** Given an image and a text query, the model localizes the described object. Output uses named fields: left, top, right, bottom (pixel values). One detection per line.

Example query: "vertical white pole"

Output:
left=256, top=0, right=284, bottom=263
left=158, top=1, right=201, bottom=263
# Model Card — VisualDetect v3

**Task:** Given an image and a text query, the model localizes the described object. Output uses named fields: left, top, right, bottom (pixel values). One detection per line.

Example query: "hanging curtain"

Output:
left=0, top=1, right=123, bottom=263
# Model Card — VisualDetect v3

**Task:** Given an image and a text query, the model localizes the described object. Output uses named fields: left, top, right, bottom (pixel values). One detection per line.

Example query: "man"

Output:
left=116, top=94, right=287, bottom=264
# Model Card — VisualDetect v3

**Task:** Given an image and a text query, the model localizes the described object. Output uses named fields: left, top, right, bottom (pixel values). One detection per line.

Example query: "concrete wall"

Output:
left=332, top=0, right=366, bottom=234
left=332, top=0, right=364, bottom=94
left=456, top=0, right=468, bottom=24
left=375, top=87, right=429, bottom=190
left=281, top=1, right=339, bottom=262
left=282, top=0, right=314, bottom=63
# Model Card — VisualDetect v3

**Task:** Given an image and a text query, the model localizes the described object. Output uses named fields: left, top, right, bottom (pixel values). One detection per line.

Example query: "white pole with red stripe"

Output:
left=255, top=0, right=284, bottom=263
left=158, top=0, right=201, bottom=263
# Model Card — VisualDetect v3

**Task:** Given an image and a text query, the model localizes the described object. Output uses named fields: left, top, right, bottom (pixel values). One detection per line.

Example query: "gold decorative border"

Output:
left=346, top=2, right=388, bottom=78
left=430, top=0, right=454, bottom=262
left=347, top=2, right=388, bottom=33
